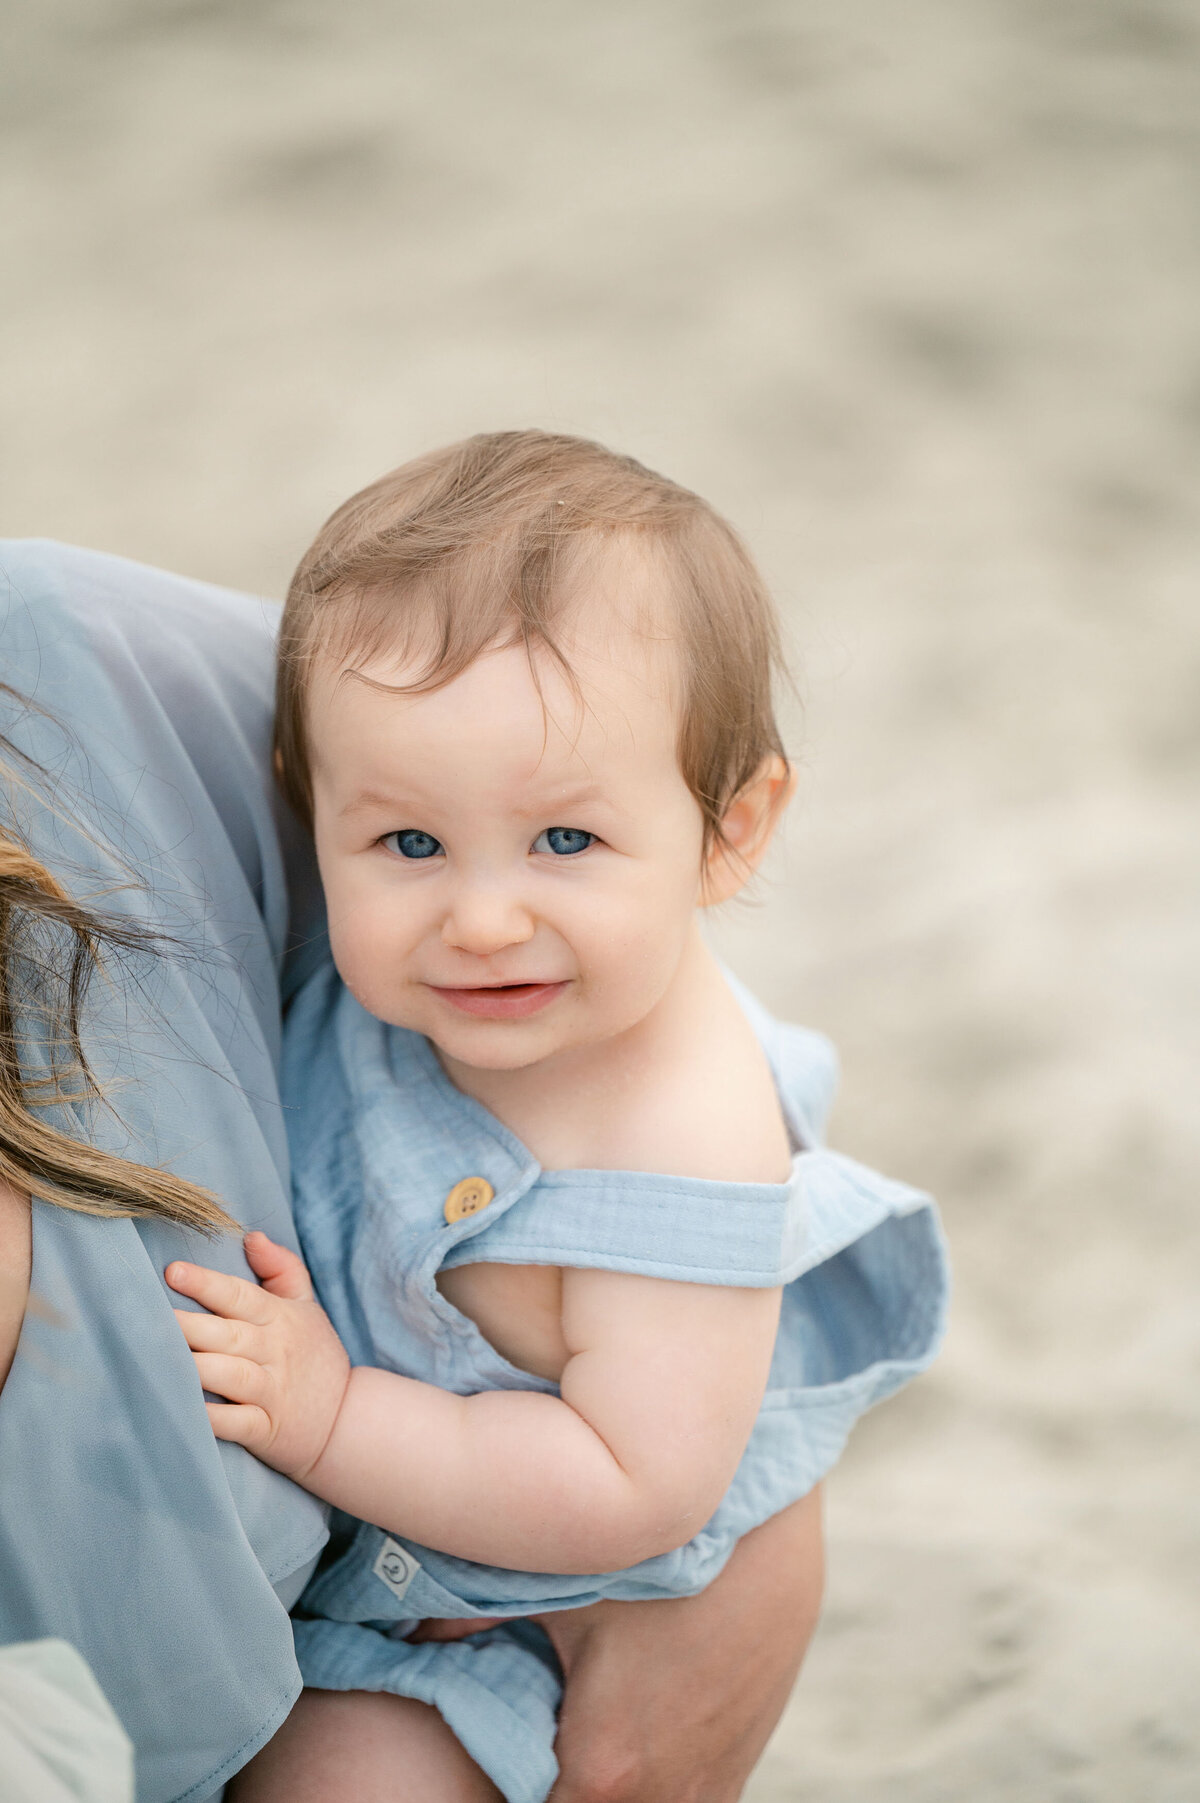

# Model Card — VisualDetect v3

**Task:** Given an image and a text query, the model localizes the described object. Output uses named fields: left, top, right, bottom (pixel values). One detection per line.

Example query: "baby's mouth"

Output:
left=429, top=981, right=569, bottom=1021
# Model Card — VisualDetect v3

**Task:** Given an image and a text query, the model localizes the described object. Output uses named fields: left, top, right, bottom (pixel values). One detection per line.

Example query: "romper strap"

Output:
left=438, top=1150, right=933, bottom=1288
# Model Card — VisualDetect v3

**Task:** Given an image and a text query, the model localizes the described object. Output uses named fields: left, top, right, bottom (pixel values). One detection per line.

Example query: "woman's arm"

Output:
left=0, top=1178, right=31, bottom=1394
left=544, top=1485, right=824, bottom=1803
left=415, top=1485, right=826, bottom=1800
left=0, top=542, right=332, bottom=1803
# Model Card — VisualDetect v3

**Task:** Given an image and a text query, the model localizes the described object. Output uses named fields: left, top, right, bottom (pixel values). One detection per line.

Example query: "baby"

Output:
left=168, top=432, right=947, bottom=1803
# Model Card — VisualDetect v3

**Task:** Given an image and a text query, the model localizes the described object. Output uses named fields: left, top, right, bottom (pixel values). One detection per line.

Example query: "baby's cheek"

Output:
left=334, top=924, right=429, bottom=1034
left=585, top=928, right=676, bottom=1023
left=325, top=913, right=363, bottom=986
left=327, top=914, right=389, bottom=1005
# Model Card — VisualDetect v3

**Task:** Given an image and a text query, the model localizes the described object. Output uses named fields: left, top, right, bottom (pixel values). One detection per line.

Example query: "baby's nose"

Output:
left=440, top=882, right=535, bottom=955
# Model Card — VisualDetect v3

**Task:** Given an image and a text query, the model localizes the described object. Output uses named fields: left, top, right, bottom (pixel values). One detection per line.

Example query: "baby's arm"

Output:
left=168, top=1233, right=780, bottom=1573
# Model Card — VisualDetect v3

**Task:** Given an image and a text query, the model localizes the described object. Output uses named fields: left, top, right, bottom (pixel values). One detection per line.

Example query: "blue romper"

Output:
left=284, top=962, right=949, bottom=1803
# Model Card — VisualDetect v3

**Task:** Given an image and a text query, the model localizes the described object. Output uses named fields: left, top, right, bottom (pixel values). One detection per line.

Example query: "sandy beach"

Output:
left=3, top=2, right=1198, bottom=1796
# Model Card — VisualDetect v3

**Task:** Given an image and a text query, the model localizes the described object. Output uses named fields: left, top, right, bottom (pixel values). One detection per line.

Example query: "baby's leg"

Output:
left=228, top=1688, right=503, bottom=1803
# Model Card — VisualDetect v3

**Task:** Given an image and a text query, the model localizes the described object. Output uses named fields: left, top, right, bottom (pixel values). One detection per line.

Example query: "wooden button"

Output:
left=444, top=1177, right=495, bottom=1223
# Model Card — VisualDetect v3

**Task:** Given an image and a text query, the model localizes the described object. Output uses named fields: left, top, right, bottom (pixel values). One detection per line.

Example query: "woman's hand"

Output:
left=167, top=1232, right=351, bottom=1483
left=540, top=1485, right=824, bottom=1803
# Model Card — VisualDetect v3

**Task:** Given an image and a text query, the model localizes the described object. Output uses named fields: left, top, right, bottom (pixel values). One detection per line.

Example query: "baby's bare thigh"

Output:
left=228, top=1689, right=503, bottom=1803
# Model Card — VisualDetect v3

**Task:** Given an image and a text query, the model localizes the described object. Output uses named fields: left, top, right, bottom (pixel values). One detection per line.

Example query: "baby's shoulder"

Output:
left=596, top=984, right=793, bottom=1185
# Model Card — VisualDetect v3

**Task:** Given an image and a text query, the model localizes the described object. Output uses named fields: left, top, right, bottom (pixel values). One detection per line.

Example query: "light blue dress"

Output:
left=0, top=542, right=330, bottom=1803
left=284, top=964, right=950, bottom=1803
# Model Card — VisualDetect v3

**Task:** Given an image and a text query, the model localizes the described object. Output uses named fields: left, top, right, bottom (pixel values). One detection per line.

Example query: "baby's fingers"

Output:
left=174, top=1308, right=263, bottom=1359
left=243, top=1230, right=314, bottom=1302
left=165, top=1259, right=276, bottom=1325
left=204, top=1401, right=272, bottom=1453
left=191, top=1349, right=268, bottom=1407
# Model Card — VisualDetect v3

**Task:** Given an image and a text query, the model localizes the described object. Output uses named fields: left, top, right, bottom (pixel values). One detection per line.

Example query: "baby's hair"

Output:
left=276, top=430, right=788, bottom=854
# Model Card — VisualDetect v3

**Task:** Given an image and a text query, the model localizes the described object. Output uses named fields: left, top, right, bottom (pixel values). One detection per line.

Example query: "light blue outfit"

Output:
left=285, top=964, right=950, bottom=1803
left=0, top=543, right=330, bottom=1802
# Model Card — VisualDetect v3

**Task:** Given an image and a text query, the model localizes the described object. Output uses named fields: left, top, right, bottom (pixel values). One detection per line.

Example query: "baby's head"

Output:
left=277, top=430, right=794, bottom=1073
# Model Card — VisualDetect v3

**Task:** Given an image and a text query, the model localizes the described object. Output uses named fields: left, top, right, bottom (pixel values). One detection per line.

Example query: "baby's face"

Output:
left=307, top=559, right=709, bottom=1075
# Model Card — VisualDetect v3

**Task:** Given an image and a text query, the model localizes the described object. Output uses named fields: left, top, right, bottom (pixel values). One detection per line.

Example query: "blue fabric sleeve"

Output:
left=0, top=542, right=328, bottom=1803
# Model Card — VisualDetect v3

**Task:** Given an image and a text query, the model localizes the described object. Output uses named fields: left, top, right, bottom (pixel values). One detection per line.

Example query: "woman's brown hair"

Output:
left=276, top=430, right=789, bottom=855
left=0, top=717, right=234, bottom=1234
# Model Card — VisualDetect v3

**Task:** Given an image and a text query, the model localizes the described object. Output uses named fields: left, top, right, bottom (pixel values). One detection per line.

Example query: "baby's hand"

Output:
left=167, top=1231, right=351, bottom=1486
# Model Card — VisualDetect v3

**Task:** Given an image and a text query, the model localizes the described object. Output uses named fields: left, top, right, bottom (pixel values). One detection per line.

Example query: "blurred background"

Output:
left=3, top=2, right=1198, bottom=1796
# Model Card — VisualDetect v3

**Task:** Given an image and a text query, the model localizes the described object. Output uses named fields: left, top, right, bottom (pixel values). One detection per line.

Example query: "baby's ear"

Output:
left=701, top=757, right=796, bottom=906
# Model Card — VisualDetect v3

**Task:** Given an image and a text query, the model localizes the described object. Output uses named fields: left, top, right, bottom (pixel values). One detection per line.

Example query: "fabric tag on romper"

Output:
left=373, top=1538, right=420, bottom=1604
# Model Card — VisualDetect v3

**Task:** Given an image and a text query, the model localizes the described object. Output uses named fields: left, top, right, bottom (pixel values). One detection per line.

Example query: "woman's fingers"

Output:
left=243, top=1231, right=315, bottom=1302
left=205, top=1400, right=272, bottom=1450
left=165, top=1259, right=276, bottom=1324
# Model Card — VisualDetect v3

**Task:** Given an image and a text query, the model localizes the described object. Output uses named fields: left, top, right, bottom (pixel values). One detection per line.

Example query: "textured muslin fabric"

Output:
left=285, top=961, right=950, bottom=1803
left=0, top=543, right=329, bottom=1803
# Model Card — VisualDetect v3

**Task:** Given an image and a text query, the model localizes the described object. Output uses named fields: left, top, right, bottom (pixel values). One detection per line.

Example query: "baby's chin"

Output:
left=431, top=1022, right=573, bottom=1076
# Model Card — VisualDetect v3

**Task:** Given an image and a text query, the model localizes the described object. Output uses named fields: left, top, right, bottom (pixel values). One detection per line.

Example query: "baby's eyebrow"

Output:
left=512, top=781, right=609, bottom=817
left=338, top=780, right=611, bottom=822
left=339, top=789, right=419, bottom=819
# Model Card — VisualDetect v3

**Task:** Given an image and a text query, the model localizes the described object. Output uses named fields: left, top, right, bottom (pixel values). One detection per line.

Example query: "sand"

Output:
left=3, top=2, right=1198, bottom=1797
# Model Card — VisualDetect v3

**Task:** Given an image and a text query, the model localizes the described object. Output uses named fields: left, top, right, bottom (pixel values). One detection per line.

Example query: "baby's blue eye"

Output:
left=532, top=828, right=596, bottom=857
left=386, top=830, right=443, bottom=860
